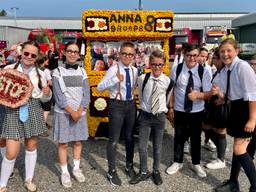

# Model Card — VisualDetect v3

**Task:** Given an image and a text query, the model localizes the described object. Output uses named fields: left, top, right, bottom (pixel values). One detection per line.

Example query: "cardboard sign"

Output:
left=0, top=69, right=33, bottom=108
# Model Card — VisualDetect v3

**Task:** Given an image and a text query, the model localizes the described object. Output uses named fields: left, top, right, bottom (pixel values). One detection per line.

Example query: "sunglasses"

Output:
left=66, top=49, right=79, bottom=55
left=121, top=52, right=135, bottom=58
left=151, top=63, right=165, bottom=68
left=23, top=51, right=37, bottom=59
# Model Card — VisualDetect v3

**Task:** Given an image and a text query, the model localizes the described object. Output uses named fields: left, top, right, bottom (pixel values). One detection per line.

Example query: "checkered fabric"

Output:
left=2, top=98, right=47, bottom=139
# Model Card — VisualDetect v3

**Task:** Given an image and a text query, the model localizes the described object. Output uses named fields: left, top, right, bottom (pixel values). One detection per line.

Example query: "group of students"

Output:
left=97, top=39, right=256, bottom=192
left=0, top=41, right=90, bottom=192
left=0, top=39, right=255, bottom=192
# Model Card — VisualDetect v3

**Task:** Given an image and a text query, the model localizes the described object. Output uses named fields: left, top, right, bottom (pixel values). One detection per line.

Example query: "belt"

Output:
left=109, top=99, right=135, bottom=104
left=140, top=110, right=165, bottom=117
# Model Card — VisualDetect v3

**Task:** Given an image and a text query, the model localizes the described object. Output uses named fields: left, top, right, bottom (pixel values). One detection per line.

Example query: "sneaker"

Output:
left=107, top=170, right=121, bottom=186
left=184, top=141, right=190, bottom=154
left=191, top=164, right=207, bottom=178
left=0, top=187, right=7, bottom=192
left=166, top=162, right=183, bottom=175
left=72, top=168, right=85, bottom=183
left=61, top=172, right=72, bottom=188
left=204, top=140, right=216, bottom=152
left=152, top=170, right=163, bottom=185
left=214, top=180, right=240, bottom=192
left=24, top=181, right=37, bottom=192
left=206, top=159, right=226, bottom=170
left=125, top=166, right=136, bottom=178
left=129, top=171, right=151, bottom=185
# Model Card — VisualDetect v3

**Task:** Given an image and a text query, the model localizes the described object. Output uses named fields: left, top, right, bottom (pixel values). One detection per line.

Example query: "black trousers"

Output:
left=107, top=99, right=136, bottom=171
left=173, top=110, right=203, bottom=165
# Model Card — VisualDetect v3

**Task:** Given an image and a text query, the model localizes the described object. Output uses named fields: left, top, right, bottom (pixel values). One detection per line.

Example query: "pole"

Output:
left=11, top=7, right=19, bottom=26
left=138, top=0, right=142, bottom=10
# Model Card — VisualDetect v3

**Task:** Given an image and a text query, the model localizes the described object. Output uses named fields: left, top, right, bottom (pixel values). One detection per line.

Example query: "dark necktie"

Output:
left=151, top=79, right=160, bottom=115
left=225, top=70, right=231, bottom=102
left=125, top=68, right=131, bottom=100
left=65, top=64, right=78, bottom=70
left=184, top=70, right=194, bottom=112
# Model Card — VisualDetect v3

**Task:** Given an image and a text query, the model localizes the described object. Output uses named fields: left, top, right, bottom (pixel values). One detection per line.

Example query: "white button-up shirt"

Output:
left=97, top=62, right=138, bottom=100
left=214, top=56, right=256, bottom=101
left=138, top=73, right=171, bottom=114
left=171, top=62, right=212, bottom=113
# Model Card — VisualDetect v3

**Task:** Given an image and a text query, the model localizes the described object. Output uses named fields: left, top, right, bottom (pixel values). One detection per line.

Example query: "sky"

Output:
left=1, top=0, right=255, bottom=17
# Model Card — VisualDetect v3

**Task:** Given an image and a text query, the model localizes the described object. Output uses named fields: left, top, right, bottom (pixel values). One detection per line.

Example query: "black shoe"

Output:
left=107, top=170, right=121, bottom=186
left=250, top=186, right=256, bottom=192
left=125, top=166, right=136, bottom=178
left=9, top=171, right=14, bottom=179
left=215, top=180, right=240, bottom=192
left=152, top=170, right=163, bottom=185
left=129, top=171, right=151, bottom=185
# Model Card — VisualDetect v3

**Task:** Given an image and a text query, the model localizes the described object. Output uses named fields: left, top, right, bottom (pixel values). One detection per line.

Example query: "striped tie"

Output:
left=151, top=79, right=160, bottom=115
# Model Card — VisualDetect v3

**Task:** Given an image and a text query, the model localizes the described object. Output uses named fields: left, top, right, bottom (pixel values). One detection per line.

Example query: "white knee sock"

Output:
left=0, top=147, right=6, bottom=157
left=73, top=159, right=80, bottom=170
left=60, top=164, right=69, bottom=174
left=25, top=149, right=37, bottom=182
left=0, top=156, right=15, bottom=187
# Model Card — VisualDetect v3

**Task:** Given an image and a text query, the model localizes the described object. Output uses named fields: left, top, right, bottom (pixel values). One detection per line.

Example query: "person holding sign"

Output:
left=97, top=42, right=138, bottom=186
left=0, top=41, right=51, bottom=192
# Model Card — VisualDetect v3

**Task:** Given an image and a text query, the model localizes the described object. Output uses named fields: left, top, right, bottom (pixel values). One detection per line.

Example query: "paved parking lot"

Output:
left=3, top=118, right=252, bottom=192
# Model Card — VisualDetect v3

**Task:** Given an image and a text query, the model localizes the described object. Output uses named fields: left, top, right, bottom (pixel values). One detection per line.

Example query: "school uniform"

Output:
left=171, top=62, right=211, bottom=165
left=215, top=56, right=256, bottom=138
left=0, top=105, right=5, bottom=135
left=137, top=73, right=171, bottom=173
left=214, top=57, right=256, bottom=192
left=52, top=64, right=90, bottom=143
left=97, top=62, right=138, bottom=171
left=1, top=63, right=51, bottom=139
left=41, top=68, right=52, bottom=111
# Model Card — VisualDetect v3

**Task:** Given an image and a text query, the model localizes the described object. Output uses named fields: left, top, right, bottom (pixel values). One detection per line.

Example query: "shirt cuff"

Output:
left=244, top=93, right=256, bottom=101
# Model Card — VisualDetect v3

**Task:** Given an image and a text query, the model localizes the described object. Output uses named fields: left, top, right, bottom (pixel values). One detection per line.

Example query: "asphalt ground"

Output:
left=2, top=114, right=253, bottom=192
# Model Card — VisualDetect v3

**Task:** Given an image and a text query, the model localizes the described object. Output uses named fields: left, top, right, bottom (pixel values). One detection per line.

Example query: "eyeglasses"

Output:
left=151, top=63, right=165, bottom=68
left=120, top=52, right=135, bottom=58
left=186, top=54, right=198, bottom=58
left=23, top=51, right=37, bottom=59
left=66, top=49, right=79, bottom=55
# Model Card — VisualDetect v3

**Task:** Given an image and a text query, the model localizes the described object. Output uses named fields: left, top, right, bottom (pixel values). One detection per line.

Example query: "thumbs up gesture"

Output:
left=188, top=88, right=199, bottom=101
left=116, top=72, right=124, bottom=81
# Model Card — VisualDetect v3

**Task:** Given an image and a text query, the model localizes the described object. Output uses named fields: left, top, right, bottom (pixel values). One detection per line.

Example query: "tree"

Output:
left=0, top=9, right=7, bottom=16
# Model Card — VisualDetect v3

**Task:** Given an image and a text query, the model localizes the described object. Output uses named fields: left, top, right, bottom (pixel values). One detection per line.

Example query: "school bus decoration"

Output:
left=82, top=10, right=174, bottom=136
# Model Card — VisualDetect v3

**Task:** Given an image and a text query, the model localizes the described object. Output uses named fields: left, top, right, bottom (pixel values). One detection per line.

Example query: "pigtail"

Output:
left=35, top=64, right=42, bottom=89
left=13, top=57, right=21, bottom=69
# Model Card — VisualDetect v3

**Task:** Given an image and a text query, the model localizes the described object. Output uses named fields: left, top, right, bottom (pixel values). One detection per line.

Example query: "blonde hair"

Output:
left=219, top=38, right=238, bottom=50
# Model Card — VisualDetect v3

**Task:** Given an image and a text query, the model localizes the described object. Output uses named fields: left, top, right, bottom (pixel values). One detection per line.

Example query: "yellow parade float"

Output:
left=81, top=10, right=174, bottom=136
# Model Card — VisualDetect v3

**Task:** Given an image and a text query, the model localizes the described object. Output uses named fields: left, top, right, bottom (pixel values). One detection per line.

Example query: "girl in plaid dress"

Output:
left=0, top=41, right=51, bottom=192
left=52, top=42, right=90, bottom=188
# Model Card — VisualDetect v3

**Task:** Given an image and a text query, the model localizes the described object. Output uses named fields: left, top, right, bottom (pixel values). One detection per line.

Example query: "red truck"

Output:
left=204, top=26, right=227, bottom=50
left=58, top=31, right=82, bottom=55
left=28, top=28, right=55, bottom=53
left=169, top=28, right=200, bottom=59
